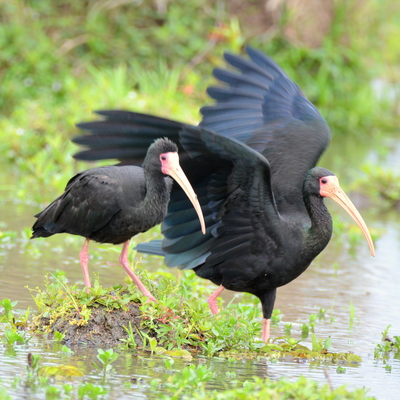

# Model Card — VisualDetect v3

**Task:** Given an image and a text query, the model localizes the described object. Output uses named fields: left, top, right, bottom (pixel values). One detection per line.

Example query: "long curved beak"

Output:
left=321, top=176, right=375, bottom=257
left=162, top=152, right=206, bottom=235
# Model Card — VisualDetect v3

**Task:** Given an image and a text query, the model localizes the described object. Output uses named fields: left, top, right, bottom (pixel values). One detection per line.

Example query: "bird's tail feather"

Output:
left=135, top=240, right=166, bottom=257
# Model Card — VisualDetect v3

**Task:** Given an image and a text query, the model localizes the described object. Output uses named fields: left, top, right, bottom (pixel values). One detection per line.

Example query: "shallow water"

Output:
left=1, top=157, right=400, bottom=399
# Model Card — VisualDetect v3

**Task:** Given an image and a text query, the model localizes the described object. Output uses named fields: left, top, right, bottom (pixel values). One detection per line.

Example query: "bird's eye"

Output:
left=321, top=178, right=328, bottom=184
left=160, top=155, right=167, bottom=161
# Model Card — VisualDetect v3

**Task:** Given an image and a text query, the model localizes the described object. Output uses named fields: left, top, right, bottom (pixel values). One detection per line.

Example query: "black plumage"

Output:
left=73, top=47, right=375, bottom=340
left=32, top=138, right=205, bottom=301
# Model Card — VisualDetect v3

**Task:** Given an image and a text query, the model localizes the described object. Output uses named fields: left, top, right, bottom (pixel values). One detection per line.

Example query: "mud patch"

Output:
left=37, top=302, right=146, bottom=347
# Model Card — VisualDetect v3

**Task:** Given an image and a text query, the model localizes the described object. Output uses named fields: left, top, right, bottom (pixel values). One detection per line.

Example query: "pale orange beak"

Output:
left=162, top=152, right=206, bottom=235
left=321, top=176, right=375, bottom=257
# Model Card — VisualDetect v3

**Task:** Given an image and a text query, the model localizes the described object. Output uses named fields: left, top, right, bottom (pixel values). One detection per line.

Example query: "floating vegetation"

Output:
left=374, top=325, right=400, bottom=357
left=219, top=336, right=362, bottom=366
left=185, top=376, right=375, bottom=400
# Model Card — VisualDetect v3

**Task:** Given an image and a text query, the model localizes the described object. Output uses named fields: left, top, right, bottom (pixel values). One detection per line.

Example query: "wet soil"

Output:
left=36, top=302, right=145, bottom=347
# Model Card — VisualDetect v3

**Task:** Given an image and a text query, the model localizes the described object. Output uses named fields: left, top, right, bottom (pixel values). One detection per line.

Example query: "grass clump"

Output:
left=25, top=265, right=363, bottom=365
left=29, top=270, right=140, bottom=329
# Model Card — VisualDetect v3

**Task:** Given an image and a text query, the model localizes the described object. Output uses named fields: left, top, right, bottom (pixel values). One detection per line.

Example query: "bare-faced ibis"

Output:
left=32, top=138, right=206, bottom=302
left=73, top=48, right=375, bottom=341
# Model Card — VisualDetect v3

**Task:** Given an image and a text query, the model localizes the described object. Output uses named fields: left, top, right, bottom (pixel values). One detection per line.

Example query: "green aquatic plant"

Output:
left=164, top=357, right=175, bottom=370
left=0, top=387, right=12, bottom=400
left=373, top=325, right=399, bottom=374
left=150, top=364, right=214, bottom=400
left=284, top=323, right=292, bottom=336
left=120, top=321, right=138, bottom=350
left=53, top=330, right=65, bottom=342
left=26, top=353, right=43, bottom=386
left=374, top=325, right=400, bottom=357
left=301, top=323, right=310, bottom=337
left=311, top=333, right=332, bottom=353
left=317, top=308, right=327, bottom=320
left=44, top=386, right=61, bottom=399
left=39, top=365, right=84, bottom=379
left=92, top=348, right=119, bottom=376
left=271, top=309, right=282, bottom=325
left=188, top=376, right=374, bottom=400
left=1, top=300, right=30, bottom=330
left=77, top=384, right=107, bottom=400
left=0, top=299, right=31, bottom=346
left=349, top=300, right=356, bottom=330
left=27, top=269, right=365, bottom=363
left=0, top=299, right=18, bottom=325
left=299, top=310, right=328, bottom=338
left=2, top=329, right=30, bottom=346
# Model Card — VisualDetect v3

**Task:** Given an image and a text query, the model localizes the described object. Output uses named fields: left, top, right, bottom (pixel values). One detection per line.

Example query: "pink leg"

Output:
left=262, top=318, right=270, bottom=342
left=119, top=240, right=157, bottom=302
left=207, top=285, right=225, bottom=315
left=79, top=238, right=92, bottom=288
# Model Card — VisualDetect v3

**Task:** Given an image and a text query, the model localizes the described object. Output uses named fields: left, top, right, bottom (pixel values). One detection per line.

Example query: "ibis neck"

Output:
left=142, top=169, right=171, bottom=217
left=258, top=288, right=277, bottom=320
left=303, top=194, right=333, bottom=261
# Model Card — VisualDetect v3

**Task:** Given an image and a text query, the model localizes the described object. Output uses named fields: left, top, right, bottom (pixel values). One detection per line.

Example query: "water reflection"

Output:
left=1, top=173, right=400, bottom=399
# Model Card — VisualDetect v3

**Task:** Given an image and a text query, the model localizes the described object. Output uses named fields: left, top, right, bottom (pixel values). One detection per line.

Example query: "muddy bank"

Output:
left=34, top=302, right=146, bottom=347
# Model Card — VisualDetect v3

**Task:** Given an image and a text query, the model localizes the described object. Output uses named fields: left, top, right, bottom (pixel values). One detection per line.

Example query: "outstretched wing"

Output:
left=73, top=47, right=330, bottom=266
left=74, top=112, right=185, bottom=164
left=161, top=125, right=282, bottom=271
left=200, top=47, right=330, bottom=213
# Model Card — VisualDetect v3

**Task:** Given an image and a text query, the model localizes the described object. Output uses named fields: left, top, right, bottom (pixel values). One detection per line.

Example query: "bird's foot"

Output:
left=207, top=285, right=225, bottom=315
left=208, top=298, right=220, bottom=315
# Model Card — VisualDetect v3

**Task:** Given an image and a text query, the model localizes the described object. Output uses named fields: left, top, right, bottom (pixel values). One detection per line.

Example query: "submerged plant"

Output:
left=26, top=353, right=44, bottom=386
left=0, top=299, right=17, bottom=325
left=0, top=299, right=31, bottom=346
left=349, top=301, right=356, bottom=330
left=77, top=384, right=107, bottom=400
left=311, top=333, right=332, bottom=353
left=3, top=329, right=30, bottom=346
left=92, top=348, right=119, bottom=376
left=153, top=364, right=214, bottom=399
left=374, top=325, right=400, bottom=358
left=185, top=376, right=374, bottom=400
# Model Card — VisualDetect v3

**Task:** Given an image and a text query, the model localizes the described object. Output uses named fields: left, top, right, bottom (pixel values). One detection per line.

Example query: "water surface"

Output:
left=0, top=150, right=399, bottom=399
